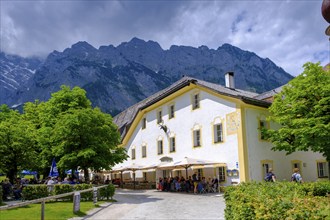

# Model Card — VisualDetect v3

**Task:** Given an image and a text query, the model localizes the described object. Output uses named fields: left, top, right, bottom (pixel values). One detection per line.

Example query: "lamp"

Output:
left=158, top=120, right=168, bottom=133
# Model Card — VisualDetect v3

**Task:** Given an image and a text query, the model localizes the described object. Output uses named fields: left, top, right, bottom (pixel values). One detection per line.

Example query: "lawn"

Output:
left=0, top=201, right=106, bottom=220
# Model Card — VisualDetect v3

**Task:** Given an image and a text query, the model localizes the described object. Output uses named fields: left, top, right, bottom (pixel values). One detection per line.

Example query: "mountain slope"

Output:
left=1, top=38, right=293, bottom=115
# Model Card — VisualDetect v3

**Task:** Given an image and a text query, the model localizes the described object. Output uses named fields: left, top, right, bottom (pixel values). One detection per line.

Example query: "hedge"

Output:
left=224, top=181, right=330, bottom=220
left=21, top=184, right=115, bottom=201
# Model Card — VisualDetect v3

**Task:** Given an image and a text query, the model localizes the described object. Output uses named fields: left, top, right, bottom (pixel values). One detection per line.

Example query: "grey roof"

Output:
left=254, top=85, right=284, bottom=100
left=113, top=76, right=272, bottom=139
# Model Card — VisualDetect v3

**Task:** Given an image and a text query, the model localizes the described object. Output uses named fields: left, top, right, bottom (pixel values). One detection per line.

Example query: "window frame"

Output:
left=170, top=137, right=176, bottom=152
left=142, top=145, right=147, bottom=158
left=168, top=104, right=175, bottom=119
left=192, top=93, right=200, bottom=110
left=218, top=166, right=226, bottom=182
left=214, top=123, right=224, bottom=143
left=317, top=161, right=329, bottom=178
left=157, top=140, right=163, bottom=155
left=193, top=129, right=201, bottom=147
left=157, top=110, right=162, bottom=124
left=131, top=148, right=136, bottom=160
left=142, top=117, right=146, bottom=130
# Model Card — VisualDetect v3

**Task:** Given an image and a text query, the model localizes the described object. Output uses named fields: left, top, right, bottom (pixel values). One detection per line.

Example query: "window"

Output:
left=218, top=167, right=226, bottom=182
left=193, top=129, right=201, bottom=147
left=142, top=118, right=146, bottom=129
left=292, top=161, right=301, bottom=170
left=157, top=110, right=162, bottom=124
left=192, top=93, right=200, bottom=110
left=317, top=162, right=329, bottom=178
left=142, top=145, right=147, bottom=158
left=169, top=104, right=175, bottom=119
left=261, top=160, right=273, bottom=178
left=131, top=148, right=136, bottom=160
left=259, top=120, right=268, bottom=140
left=157, top=140, right=163, bottom=155
left=214, top=123, right=223, bottom=143
left=170, top=137, right=176, bottom=152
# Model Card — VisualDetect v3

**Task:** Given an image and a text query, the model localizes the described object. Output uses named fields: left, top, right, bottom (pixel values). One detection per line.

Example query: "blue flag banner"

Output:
left=49, top=158, right=59, bottom=177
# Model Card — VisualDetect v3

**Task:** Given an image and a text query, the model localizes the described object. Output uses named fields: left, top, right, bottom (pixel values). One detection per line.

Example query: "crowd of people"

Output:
left=157, top=174, right=219, bottom=194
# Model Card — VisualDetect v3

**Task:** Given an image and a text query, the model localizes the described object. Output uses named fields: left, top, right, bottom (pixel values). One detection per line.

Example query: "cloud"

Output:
left=0, top=0, right=328, bottom=76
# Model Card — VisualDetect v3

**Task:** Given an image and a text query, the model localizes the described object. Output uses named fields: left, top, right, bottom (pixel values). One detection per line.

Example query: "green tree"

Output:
left=52, top=108, right=127, bottom=182
left=0, top=105, right=38, bottom=183
left=265, top=62, right=330, bottom=161
left=23, top=86, right=93, bottom=177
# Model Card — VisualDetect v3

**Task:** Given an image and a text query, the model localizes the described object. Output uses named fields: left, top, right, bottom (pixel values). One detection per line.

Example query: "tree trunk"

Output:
left=84, top=168, right=90, bottom=183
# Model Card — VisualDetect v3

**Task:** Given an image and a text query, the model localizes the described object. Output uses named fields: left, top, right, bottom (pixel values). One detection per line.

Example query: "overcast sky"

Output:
left=1, top=0, right=329, bottom=76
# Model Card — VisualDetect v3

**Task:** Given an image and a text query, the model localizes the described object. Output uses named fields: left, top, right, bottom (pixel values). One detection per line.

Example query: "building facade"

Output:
left=111, top=74, right=328, bottom=186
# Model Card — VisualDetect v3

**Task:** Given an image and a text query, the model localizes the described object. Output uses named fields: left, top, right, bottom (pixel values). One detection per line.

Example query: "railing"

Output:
left=0, top=185, right=108, bottom=220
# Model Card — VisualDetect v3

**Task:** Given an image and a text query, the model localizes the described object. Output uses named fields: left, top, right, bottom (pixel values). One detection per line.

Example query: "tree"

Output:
left=0, top=105, right=38, bottom=183
left=265, top=62, right=330, bottom=161
left=52, top=108, right=127, bottom=182
left=23, top=85, right=93, bottom=177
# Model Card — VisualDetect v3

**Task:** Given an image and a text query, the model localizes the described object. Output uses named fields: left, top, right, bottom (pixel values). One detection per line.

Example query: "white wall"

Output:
left=244, top=107, right=326, bottom=182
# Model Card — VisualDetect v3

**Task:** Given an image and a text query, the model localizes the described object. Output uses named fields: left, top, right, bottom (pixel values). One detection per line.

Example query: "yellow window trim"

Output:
left=211, top=117, right=226, bottom=145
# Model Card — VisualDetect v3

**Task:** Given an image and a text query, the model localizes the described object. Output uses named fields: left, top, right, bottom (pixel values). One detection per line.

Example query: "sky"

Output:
left=1, top=0, right=329, bottom=76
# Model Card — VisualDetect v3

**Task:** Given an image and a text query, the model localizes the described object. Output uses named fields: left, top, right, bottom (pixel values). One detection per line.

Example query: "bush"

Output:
left=54, top=184, right=74, bottom=201
left=224, top=181, right=330, bottom=220
left=99, top=184, right=115, bottom=200
left=22, top=185, right=48, bottom=200
left=74, top=184, right=93, bottom=201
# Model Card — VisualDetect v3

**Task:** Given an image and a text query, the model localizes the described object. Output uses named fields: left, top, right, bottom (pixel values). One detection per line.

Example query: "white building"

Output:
left=111, top=73, right=328, bottom=186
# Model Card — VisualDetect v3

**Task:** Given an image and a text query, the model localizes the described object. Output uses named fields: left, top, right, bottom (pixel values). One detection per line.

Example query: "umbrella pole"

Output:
left=133, top=171, right=136, bottom=190
left=121, top=171, right=123, bottom=189
left=185, top=168, right=188, bottom=179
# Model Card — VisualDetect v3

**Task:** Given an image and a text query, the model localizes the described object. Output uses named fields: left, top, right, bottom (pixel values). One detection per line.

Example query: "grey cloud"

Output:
left=0, top=0, right=328, bottom=76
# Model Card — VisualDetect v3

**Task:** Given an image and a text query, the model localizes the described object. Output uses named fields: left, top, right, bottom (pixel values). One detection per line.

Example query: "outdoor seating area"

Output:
left=157, top=176, right=219, bottom=194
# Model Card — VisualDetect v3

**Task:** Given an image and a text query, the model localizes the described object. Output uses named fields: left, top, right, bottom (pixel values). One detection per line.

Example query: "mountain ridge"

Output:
left=0, top=38, right=293, bottom=115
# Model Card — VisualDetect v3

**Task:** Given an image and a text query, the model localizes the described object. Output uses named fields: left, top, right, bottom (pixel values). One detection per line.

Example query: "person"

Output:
left=192, top=172, right=198, bottom=194
left=2, top=178, right=12, bottom=201
left=13, top=178, right=23, bottom=200
left=264, top=168, right=276, bottom=182
left=291, top=168, right=303, bottom=183
left=105, top=177, right=110, bottom=184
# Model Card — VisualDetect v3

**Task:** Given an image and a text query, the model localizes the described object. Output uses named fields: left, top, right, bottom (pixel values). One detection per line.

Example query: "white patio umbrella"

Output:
left=123, top=163, right=145, bottom=189
left=141, top=161, right=170, bottom=171
left=159, top=157, right=223, bottom=179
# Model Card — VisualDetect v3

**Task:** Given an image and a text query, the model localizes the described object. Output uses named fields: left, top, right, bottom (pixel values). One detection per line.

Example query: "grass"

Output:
left=0, top=201, right=111, bottom=220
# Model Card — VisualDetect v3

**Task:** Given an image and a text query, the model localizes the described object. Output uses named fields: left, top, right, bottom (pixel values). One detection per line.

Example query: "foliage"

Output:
left=224, top=181, right=330, bottom=220
left=19, top=85, right=126, bottom=181
left=20, top=184, right=114, bottom=202
left=53, top=184, right=74, bottom=200
left=265, top=62, right=330, bottom=160
left=73, top=184, right=93, bottom=201
left=22, top=185, right=49, bottom=200
left=51, top=107, right=127, bottom=181
left=99, top=184, right=115, bottom=200
left=0, top=105, right=39, bottom=183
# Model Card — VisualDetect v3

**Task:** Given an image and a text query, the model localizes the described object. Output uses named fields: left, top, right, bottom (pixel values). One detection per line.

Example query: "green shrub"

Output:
left=99, top=184, right=115, bottom=200
left=22, top=185, right=48, bottom=200
left=224, top=181, right=330, bottom=220
left=74, top=184, right=93, bottom=201
left=54, top=184, right=74, bottom=201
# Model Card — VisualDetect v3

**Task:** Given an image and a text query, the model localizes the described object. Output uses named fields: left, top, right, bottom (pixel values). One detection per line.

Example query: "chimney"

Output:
left=225, top=72, right=235, bottom=89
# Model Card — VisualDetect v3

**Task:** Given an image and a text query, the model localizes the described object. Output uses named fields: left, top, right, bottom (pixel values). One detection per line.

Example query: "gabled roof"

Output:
left=113, top=76, right=272, bottom=139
